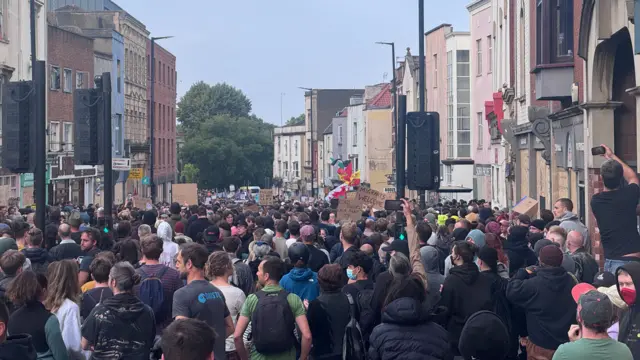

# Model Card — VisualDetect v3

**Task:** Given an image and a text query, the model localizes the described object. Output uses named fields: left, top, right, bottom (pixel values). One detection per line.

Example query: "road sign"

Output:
left=128, top=168, right=143, bottom=180
left=141, top=176, right=150, bottom=185
left=112, top=158, right=131, bottom=171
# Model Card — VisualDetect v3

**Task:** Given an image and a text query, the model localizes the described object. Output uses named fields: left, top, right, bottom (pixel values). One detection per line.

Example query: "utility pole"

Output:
left=149, top=36, right=173, bottom=204
left=31, top=0, right=46, bottom=231
left=397, top=95, right=407, bottom=199
left=418, top=0, right=427, bottom=209
left=101, top=73, right=113, bottom=232
left=375, top=41, right=398, bottom=194
left=298, top=87, right=314, bottom=198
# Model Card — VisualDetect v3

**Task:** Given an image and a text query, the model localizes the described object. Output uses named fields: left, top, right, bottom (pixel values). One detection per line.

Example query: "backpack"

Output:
left=230, top=258, right=242, bottom=289
left=138, top=266, right=168, bottom=316
left=356, top=288, right=374, bottom=324
left=343, top=293, right=367, bottom=360
left=251, top=290, right=296, bottom=354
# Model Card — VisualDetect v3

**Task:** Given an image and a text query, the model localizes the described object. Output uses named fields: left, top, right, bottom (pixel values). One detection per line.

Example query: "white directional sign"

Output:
left=112, top=158, right=131, bottom=171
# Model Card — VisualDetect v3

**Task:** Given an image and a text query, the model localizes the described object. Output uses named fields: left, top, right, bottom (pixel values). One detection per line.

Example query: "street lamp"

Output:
left=149, top=35, right=174, bottom=204
left=298, top=87, right=315, bottom=197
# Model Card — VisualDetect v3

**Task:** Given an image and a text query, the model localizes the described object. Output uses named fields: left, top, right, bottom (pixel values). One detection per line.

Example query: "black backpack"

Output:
left=251, top=290, right=296, bottom=354
left=343, top=293, right=367, bottom=360
left=138, top=266, right=168, bottom=316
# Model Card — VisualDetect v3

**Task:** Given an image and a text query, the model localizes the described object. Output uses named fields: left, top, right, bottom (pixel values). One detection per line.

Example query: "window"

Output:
left=445, top=165, right=452, bottom=185
left=536, top=0, right=573, bottom=64
left=50, top=66, right=60, bottom=90
left=283, top=161, right=289, bottom=178
left=49, top=122, right=60, bottom=152
left=63, top=123, right=72, bottom=151
left=0, top=0, right=6, bottom=41
left=294, top=140, right=298, bottom=156
left=456, top=50, right=471, bottom=158
left=446, top=51, right=454, bottom=158
left=476, top=39, right=482, bottom=75
left=277, top=137, right=280, bottom=154
left=284, top=140, right=288, bottom=155
left=487, top=36, right=492, bottom=73
left=433, top=54, right=438, bottom=87
left=338, top=125, right=343, bottom=144
left=76, top=71, right=87, bottom=89
left=477, top=112, right=484, bottom=149
left=352, top=122, right=357, bottom=146
left=307, top=139, right=311, bottom=161
left=354, top=157, right=359, bottom=171
left=293, top=161, right=300, bottom=178
left=117, top=59, right=122, bottom=93
left=114, top=114, right=123, bottom=155
left=0, top=74, right=4, bottom=135
left=63, top=69, right=72, bottom=92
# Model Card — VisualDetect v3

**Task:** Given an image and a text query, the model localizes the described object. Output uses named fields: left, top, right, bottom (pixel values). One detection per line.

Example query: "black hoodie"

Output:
left=617, top=262, right=640, bottom=358
left=81, top=292, right=156, bottom=360
left=504, top=226, right=538, bottom=277
left=506, top=266, right=576, bottom=350
left=21, top=248, right=53, bottom=275
left=368, top=298, right=451, bottom=360
left=0, top=334, right=37, bottom=360
left=438, top=262, right=493, bottom=354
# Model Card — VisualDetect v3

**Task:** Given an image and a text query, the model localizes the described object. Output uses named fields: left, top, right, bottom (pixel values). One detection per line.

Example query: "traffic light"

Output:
left=2, top=81, right=35, bottom=173
left=406, top=111, right=440, bottom=190
left=74, top=87, right=104, bottom=165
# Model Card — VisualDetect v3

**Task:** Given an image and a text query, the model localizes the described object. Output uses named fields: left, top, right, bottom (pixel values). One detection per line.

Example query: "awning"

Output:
left=485, top=92, right=505, bottom=133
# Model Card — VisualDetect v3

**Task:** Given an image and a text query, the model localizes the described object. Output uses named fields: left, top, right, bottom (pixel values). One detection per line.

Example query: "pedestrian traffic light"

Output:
left=73, top=87, right=103, bottom=165
left=2, top=81, right=36, bottom=173
left=406, top=111, right=440, bottom=191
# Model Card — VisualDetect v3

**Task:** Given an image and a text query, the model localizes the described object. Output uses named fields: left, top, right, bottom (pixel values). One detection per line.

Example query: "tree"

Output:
left=285, top=113, right=305, bottom=126
left=178, top=82, right=274, bottom=189
left=177, top=82, right=252, bottom=133
left=182, top=163, right=200, bottom=184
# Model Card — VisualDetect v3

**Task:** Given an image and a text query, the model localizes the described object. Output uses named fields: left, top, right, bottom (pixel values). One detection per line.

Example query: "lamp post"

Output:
left=418, top=0, right=427, bottom=209
left=375, top=41, right=398, bottom=197
left=298, top=87, right=314, bottom=197
left=149, top=35, right=173, bottom=204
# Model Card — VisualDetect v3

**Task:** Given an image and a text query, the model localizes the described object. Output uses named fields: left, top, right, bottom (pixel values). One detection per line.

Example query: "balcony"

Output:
left=533, top=64, right=574, bottom=101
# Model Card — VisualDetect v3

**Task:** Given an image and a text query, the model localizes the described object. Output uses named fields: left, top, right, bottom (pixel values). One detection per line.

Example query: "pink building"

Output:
left=468, top=0, right=494, bottom=200
left=426, top=24, right=474, bottom=200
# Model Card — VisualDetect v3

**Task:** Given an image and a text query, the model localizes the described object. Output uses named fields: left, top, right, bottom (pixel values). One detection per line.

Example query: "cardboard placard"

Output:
left=337, top=199, right=364, bottom=222
left=246, top=204, right=259, bottom=212
left=132, top=196, right=153, bottom=210
left=346, top=192, right=356, bottom=200
left=259, top=189, right=273, bottom=205
left=512, top=196, right=538, bottom=217
left=385, top=192, right=397, bottom=200
left=356, top=187, right=386, bottom=209
left=172, top=183, right=198, bottom=206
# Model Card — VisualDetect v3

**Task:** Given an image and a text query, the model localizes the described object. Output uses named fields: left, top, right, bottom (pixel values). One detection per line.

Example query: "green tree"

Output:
left=182, top=163, right=200, bottom=183
left=178, top=82, right=274, bottom=189
left=285, top=113, right=305, bottom=126
left=177, top=82, right=252, bottom=133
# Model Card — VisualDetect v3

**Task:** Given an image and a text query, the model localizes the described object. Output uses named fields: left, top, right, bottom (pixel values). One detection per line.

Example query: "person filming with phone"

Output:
left=590, top=144, right=640, bottom=273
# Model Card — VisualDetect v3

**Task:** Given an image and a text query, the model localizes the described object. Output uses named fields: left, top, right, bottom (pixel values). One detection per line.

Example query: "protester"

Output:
left=0, top=299, right=37, bottom=360
left=50, top=224, right=82, bottom=261
left=280, top=242, right=320, bottom=302
left=161, top=318, right=215, bottom=360
left=21, top=228, right=52, bottom=275
left=221, top=236, right=254, bottom=296
left=80, top=257, right=114, bottom=320
left=81, top=262, right=156, bottom=359
left=615, top=262, right=640, bottom=357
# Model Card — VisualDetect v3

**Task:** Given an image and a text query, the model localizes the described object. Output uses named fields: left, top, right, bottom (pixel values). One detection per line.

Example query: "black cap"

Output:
left=203, top=225, right=220, bottom=243
left=477, top=247, right=498, bottom=270
left=381, top=239, right=410, bottom=258
left=593, top=271, right=616, bottom=288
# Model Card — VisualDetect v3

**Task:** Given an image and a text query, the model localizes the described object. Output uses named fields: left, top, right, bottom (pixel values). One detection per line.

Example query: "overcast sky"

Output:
left=121, top=0, right=471, bottom=125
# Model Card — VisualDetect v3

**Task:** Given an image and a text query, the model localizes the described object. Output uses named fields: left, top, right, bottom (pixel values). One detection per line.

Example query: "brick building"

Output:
left=47, top=24, right=97, bottom=206
left=147, top=40, right=177, bottom=202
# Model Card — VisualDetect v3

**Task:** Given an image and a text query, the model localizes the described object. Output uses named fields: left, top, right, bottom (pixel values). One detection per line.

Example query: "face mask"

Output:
left=621, top=288, right=637, bottom=305
left=346, top=268, right=358, bottom=281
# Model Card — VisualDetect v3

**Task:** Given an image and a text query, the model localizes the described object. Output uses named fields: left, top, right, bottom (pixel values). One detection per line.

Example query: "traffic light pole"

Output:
left=101, top=73, right=113, bottom=232
left=397, top=95, right=406, bottom=200
left=149, top=39, right=156, bottom=204
left=31, top=0, right=46, bottom=231
left=418, top=0, right=427, bottom=210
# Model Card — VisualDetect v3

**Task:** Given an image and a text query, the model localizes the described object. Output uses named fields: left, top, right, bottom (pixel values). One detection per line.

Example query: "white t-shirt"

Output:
left=216, top=284, right=246, bottom=352
left=286, top=238, right=298, bottom=248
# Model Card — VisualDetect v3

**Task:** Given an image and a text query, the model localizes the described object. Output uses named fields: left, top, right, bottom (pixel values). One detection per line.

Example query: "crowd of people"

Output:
left=0, top=144, right=637, bottom=360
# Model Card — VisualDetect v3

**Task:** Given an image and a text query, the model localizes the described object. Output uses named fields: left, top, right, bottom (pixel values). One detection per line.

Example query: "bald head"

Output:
left=58, top=223, right=71, bottom=238
left=566, top=230, right=584, bottom=254
left=360, top=243, right=374, bottom=256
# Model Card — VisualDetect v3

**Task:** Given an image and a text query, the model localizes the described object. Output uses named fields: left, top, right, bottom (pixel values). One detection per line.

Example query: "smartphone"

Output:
left=384, top=200, right=403, bottom=211
left=591, top=146, right=606, bottom=156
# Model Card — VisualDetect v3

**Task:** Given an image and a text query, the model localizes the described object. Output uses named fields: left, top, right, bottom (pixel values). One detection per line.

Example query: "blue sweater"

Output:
left=280, top=267, right=320, bottom=302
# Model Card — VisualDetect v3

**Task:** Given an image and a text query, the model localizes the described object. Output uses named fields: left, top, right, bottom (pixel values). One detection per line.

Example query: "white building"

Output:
left=273, top=125, right=305, bottom=197
left=346, top=100, right=365, bottom=180
left=0, top=0, right=47, bottom=206
left=319, top=123, right=333, bottom=188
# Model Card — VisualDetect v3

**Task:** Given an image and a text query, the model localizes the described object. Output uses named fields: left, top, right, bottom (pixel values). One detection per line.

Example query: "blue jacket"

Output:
left=280, top=267, right=320, bottom=302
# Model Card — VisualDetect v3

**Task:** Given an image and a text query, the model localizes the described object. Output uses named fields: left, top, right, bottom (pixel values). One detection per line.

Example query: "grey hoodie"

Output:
left=420, top=246, right=445, bottom=296
left=558, top=211, right=590, bottom=250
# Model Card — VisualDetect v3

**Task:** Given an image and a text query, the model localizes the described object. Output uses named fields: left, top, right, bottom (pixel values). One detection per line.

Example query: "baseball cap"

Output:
left=572, top=283, right=615, bottom=329
left=203, top=225, right=220, bottom=243
left=593, top=271, right=616, bottom=288
left=381, top=239, right=410, bottom=258
left=477, top=247, right=498, bottom=270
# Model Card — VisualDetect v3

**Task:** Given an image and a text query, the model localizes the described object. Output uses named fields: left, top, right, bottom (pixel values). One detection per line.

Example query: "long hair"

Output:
left=485, top=233, right=509, bottom=266
left=44, top=260, right=80, bottom=312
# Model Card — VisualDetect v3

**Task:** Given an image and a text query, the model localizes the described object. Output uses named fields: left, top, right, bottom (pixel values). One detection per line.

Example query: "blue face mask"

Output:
left=346, top=268, right=357, bottom=280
